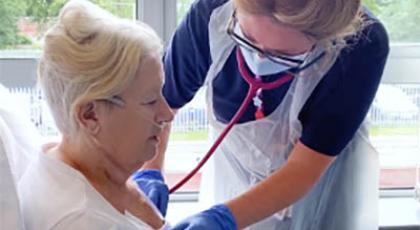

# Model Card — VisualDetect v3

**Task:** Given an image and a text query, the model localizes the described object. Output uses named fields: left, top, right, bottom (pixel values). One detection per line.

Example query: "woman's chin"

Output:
left=141, top=144, right=159, bottom=161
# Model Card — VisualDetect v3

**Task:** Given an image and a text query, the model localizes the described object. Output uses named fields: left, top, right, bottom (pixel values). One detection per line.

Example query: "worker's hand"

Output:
left=170, top=204, right=237, bottom=230
left=132, top=169, right=169, bottom=217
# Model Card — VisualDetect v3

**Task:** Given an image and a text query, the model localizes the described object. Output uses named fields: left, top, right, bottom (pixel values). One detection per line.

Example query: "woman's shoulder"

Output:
left=19, top=152, right=88, bottom=195
left=18, top=154, right=89, bottom=229
left=51, top=205, right=158, bottom=230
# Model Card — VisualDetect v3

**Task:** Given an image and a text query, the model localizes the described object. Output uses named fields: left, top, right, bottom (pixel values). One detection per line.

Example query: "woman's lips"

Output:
left=149, top=135, right=160, bottom=144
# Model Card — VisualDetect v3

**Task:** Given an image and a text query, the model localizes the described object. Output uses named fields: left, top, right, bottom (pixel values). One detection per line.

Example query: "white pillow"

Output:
left=0, top=84, right=41, bottom=181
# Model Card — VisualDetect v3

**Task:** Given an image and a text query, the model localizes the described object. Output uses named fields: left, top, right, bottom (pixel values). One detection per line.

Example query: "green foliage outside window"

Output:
left=176, top=0, right=420, bottom=43
left=1, top=0, right=419, bottom=49
left=25, top=0, right=134, bottom=23
left=0, top=0, right=135, bottom=49
left=0, top=0, right=31, bottom=49
left=177, top=0, right=195, bottom=23
left=363, top=0, right=420, bottom=43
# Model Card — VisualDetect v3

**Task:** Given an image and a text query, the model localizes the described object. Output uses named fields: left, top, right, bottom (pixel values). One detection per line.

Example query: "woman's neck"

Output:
left=49, top=137, right=130, bottom=188
left=46, top=138, right=164, bottom=228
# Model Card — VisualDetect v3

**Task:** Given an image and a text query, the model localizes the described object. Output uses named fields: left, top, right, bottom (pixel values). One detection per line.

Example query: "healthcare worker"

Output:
left=137, top=0, right=389, bottom=229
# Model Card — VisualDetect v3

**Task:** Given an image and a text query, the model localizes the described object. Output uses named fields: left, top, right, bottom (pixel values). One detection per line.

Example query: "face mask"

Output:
left=240, top=46, right=307, bottom=76
left=235, top=24, right=308, bottom=76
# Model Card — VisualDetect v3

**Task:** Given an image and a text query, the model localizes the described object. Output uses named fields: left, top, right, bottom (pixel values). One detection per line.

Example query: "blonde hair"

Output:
left=38, top=0, right=162, bottom=135
left=233, top=0, right=363, bottom=46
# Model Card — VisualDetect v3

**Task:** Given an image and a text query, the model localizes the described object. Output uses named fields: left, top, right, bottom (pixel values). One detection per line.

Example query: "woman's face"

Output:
left=95, top=54, right=173, bottom=172
left=236, top=10, right=315, bottom=56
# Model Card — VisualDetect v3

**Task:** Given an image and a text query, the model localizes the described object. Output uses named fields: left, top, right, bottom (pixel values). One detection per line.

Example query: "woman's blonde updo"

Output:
left=38, top=0, right=162, bottom=135
left=233, top=0, right=363, bottom=46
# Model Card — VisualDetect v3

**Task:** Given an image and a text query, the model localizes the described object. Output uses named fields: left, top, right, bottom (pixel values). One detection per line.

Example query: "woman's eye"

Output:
left=143, top=100, right=157, bottom=105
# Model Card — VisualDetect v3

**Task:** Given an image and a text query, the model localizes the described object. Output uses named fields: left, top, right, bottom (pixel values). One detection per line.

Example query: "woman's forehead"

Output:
left=124, top=55, right=163, bottom=96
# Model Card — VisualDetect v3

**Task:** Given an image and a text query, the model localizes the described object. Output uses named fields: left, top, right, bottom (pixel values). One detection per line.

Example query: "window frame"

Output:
left=376, top=44, right=420, bottom=197
left=381, top=44, right=420, bottom=84
left=0, top=0, right=418, bottom=197
left=159, top=0, right=420, bottom=197
left=137, top=0, right=176, bottom=45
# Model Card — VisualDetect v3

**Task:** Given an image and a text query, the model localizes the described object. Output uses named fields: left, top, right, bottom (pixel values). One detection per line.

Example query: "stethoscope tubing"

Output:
left=169, top=49, right=293, bottom=194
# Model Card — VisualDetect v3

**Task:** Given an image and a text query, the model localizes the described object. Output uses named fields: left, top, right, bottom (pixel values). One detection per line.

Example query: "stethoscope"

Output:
left=169, top=48, right=325, bottom=193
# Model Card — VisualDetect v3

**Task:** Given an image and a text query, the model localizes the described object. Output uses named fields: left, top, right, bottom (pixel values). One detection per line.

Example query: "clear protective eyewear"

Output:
left=226, top=10, right=325, bottom=73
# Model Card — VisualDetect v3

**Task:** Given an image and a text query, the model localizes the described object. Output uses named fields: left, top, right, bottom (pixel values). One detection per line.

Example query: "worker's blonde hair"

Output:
left=233, top=0, right=363, bottom=47
left=38, top=0, right=162, bottom=135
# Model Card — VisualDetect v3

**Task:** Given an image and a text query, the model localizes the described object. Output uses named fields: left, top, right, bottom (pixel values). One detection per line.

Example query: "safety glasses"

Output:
left=226, top=10, right=325, bottom=73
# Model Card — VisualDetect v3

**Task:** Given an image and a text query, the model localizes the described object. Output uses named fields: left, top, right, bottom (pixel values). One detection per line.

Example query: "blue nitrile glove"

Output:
left=170, top=204, right=237, bottom=230
left=132, top=169, right=169, bottom=217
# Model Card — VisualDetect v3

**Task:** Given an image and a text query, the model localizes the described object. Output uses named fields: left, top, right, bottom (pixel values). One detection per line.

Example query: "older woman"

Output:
left=18, top=1, right=173, bottom=229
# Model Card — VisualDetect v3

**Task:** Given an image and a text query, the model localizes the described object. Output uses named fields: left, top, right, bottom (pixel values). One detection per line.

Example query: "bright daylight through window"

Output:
left=0, top=0, right=419, bottom=195
left=0, top=0, right=136, bottom=54
left=164, top=0, right=420, bottom=194
left=364, top=0, right=420, bottom=191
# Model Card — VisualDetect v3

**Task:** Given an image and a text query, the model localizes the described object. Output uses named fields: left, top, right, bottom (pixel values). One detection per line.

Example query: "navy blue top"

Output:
left=163, top=0, right=389, bottom=156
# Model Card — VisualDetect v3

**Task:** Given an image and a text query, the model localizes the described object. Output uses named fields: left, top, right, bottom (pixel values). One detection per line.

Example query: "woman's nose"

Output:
left=158, top=99, right=174, bottom=125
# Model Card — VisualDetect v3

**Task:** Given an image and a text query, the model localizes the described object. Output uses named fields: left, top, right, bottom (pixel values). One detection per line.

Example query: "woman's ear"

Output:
left=77, top=102, right=101, bottom=135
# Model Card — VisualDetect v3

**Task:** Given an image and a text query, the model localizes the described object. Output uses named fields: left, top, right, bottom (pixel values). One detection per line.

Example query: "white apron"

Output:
left=199, top=2, right=379, bottom=230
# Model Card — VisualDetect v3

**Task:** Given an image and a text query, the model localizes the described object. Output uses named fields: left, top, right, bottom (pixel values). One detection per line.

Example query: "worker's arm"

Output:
left=170, top=141, right=334, bottom=230
left=141, top=108, right=178, bottom=170
left=133, top=109, right=178, bottom=217
left=227, top=141, right=334, bottom=228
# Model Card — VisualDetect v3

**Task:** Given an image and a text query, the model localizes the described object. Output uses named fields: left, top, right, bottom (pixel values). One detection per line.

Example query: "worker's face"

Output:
left=94, top=54, right=174, bottom=172
left=236, top=10, right=315, bottom=57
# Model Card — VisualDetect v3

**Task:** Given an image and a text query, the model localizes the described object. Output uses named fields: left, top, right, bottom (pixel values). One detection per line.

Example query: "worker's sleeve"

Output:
left=299, top=21, right=389, bottom=156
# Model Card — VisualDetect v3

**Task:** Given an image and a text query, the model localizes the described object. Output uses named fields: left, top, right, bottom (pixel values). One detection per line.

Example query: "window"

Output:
left=367, top=0, right=420, bottom=43
left=0, top=0, right=136, bottom=56
left=177, top=0, right=195, bottom=23
left=364, top=0, right=420, bottom=192
left=164, top=0, right=205, bottom=193
left=165, top=1, right=420, bottom=194
left=371, top=84, right=420, bottom=189
left=2, top=0, right=419, bottom=196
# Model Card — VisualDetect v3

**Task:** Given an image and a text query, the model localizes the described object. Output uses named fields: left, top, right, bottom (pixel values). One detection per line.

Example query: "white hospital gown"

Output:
left=18, top=153, right=170, bottom=230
